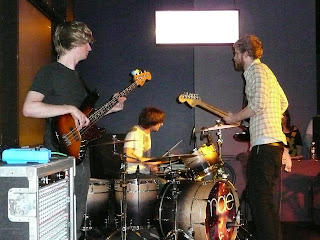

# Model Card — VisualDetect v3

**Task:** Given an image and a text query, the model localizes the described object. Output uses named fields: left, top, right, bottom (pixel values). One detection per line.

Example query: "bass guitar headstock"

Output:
left=178, top=92, right=202, bottom=108
left=131, top=69, right=152, bottom=86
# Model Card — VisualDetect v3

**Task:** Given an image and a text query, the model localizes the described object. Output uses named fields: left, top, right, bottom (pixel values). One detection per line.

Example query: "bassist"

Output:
left=22, top=21, right=126, bottom=240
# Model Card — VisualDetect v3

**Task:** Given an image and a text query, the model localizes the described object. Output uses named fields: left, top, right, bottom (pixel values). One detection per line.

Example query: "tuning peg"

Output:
left=131, top=69, right=141, bottom=76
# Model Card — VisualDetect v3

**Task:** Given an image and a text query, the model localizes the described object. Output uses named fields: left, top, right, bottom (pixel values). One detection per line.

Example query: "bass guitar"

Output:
left=178, top=92, right=250, bottom=142
left=53, top=70, right=152, bottom=165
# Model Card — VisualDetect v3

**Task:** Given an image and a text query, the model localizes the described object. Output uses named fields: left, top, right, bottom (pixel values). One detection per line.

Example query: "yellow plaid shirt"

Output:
left=244, top=59, right=288, bottom=147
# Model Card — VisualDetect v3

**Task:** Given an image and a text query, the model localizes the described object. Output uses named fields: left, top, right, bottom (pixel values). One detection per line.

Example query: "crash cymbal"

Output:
left=200, top=124, right=239, bottom=132
left=145, top=154, right=197, bottom=163
left=90, top=139, right=137, bottom=147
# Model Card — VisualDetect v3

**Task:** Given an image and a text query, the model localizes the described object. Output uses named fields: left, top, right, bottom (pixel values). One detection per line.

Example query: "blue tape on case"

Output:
left=2, top=148, right=51, bottom=164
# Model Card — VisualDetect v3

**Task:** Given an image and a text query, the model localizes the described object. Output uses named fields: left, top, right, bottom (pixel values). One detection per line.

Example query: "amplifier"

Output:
left=0, top=156, right=75, bottom=240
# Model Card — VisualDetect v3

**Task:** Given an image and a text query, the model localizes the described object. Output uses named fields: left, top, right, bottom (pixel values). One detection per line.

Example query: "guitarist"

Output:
left=22, top=21, right=126, bottom=240
left=223, top=35, right=288, bottom=240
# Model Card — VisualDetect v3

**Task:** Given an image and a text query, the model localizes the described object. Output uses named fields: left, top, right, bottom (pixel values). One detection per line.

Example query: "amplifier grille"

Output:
left=39, top=179, right=70, bottom=239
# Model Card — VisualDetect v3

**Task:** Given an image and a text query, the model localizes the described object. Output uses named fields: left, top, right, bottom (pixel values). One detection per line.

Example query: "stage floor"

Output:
left=79, top=222, right=320, bottom=240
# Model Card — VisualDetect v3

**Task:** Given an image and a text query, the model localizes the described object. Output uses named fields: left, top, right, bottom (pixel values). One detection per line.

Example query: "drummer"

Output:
left=123, top=107, right=165, bottom=175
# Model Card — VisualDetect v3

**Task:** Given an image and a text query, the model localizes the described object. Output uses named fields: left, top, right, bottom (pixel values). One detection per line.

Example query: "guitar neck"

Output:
left=196, top=101, right=228, bottom=118
left=89, top=81, right=138, bottom=124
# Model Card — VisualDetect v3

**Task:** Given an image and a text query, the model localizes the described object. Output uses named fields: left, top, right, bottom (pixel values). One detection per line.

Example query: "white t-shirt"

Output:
left=123, top=125, right=151, bottom=174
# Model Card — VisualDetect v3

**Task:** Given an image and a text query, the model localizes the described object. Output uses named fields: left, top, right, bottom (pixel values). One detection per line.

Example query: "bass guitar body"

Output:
left=53, top=92, right=106, bottom=165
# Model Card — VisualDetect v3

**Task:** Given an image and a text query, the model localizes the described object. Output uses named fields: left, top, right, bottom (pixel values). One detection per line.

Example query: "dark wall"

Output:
left=75, top=0, right=317, bottom=157
left=0, top=0, right=18, bottom=147
left=75, top=0, right=195, bottom=157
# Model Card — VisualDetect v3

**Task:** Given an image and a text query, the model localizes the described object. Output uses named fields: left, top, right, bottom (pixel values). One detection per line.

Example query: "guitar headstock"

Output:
left=131, top=69, right=152, bottom=86
left=178, top=92, right=201, bottom=108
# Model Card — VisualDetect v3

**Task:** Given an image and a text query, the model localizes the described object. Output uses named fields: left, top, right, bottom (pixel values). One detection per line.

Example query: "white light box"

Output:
left=155, top=10, right=239, bottom=44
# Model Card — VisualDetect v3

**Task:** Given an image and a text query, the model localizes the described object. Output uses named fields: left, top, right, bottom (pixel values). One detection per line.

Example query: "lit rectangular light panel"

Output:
left=155, top=10, right=239, bottom=44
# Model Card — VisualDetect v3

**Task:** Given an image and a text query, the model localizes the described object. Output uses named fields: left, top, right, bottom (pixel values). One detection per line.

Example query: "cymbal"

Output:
left=200, top=124, right=239, bottom=132
left=90, top=139, right=136, bottom=147
left=145, top=154, right=197, bottom=163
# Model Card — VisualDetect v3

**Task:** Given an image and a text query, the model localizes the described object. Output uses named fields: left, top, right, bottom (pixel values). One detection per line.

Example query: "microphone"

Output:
left=190, top=126, right=196, bottom=145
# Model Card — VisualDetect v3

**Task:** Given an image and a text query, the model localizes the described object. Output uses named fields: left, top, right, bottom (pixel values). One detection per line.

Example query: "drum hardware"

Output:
left=234, top=189, right=256, bottom=240
left=162, top=140, right=183, bottom=157
left=161, top=152, right=194, bottom=240
left=200, top=123, right=239, bottom=132
left=107, top=135, right=145, bottom=240
left=145, top=154, right=197, bottom=164
left=90, top=136, right=137, bottom=147
left=81, top=204, right=93, bottom=239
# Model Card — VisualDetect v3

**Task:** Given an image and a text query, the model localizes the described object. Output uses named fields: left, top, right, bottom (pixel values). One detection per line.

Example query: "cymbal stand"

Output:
left=107, top=137, right=127, bottom=240
left=107, top=135, right=144, bottom=240
left=214, top=120, right=228, bottom=179
left=165, top=154, right=194, bottom=240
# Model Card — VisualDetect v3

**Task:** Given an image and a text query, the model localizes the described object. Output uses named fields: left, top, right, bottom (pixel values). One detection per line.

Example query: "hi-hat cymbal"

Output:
left=199, top=124, right=239, bottom=132
left=145, top=154, right=197, bottom=163
left=90, top=139, right=136, bottom=147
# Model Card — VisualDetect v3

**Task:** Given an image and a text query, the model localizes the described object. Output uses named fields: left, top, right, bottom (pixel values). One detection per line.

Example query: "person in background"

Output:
left=123, top=107, right=165, bottom=174
left=305, top=118, right=313, bottom=151
left=22, top=21, right=126, bottom=240
left=282, top=110, right=303, bottom=159
left=223, top=34, right=288, bottom=240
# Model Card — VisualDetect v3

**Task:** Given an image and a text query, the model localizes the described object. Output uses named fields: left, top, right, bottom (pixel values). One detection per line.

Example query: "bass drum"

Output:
left=158, top=179, right=239, bottom=240
left=86, top=178, right=111, bottom=227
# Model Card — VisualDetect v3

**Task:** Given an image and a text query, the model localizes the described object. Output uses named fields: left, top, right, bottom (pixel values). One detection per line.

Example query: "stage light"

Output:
left=155, top=10, right=239, bottom=44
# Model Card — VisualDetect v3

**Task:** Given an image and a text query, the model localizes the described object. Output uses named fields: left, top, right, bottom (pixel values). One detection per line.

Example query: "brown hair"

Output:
left=233, top=34, right=263, bottom=59
left=138, top=107, right=165, bottom=128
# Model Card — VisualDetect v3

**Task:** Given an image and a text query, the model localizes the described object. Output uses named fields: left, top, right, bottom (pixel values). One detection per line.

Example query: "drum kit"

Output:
left=83, top=122, right=252, bottom=240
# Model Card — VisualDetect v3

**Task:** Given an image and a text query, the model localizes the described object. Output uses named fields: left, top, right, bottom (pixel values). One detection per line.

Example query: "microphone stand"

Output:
left=136, top=165, right=140, bottom=216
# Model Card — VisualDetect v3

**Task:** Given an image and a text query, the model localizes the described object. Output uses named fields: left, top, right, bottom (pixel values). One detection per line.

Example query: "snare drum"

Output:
left=158, top=179, right=239, bottom=240
left=183, top=144, right=219, bottom=180
left=114, top=176, right=160, bottom=227
left=86, top=178, right=111, bottom=227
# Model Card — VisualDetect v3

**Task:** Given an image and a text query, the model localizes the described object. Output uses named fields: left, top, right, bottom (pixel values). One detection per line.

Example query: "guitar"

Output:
left=178, top=92, right=250, bottom=142
left=53, top=70, right=152, bottom=165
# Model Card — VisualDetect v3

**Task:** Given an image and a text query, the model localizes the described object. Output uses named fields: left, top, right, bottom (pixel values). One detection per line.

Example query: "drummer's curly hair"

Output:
left=233, top=34, right=263, bottom=59
left=139, top=107, right=165, bottom=128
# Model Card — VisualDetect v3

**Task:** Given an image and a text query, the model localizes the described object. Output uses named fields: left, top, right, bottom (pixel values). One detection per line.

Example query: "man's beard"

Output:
left=234, top=61, right=244, bottom=72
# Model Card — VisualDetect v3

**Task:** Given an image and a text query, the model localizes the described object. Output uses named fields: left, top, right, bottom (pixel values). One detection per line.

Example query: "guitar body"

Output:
left=53, top=92, right=106, bottom=165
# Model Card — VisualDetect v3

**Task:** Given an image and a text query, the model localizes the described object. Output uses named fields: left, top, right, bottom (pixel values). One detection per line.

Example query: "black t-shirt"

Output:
left=30, top=62, right=87, bottom=150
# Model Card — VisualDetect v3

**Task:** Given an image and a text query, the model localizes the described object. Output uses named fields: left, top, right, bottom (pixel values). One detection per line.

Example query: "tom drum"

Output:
left=86, top=178, right=111, bottom=227
left=183, top=144, right=220, bottom=180
left=114, top=176, right=160, bottom=227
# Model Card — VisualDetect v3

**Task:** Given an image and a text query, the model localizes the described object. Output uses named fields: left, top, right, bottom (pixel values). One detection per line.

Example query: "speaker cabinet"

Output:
left=0, top=157, right=75, bottom=240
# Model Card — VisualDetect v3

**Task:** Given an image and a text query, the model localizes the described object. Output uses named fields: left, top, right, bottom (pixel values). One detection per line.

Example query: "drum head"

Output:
left=158, top=179, right=239, bottom=240
left=206, top=180, right=239, bottom=240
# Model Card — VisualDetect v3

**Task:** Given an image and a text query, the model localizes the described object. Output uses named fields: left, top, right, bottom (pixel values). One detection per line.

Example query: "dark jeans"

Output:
left=75, top=154, right=91, bottom=239
left=247, top=143, right=284, bottom=240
